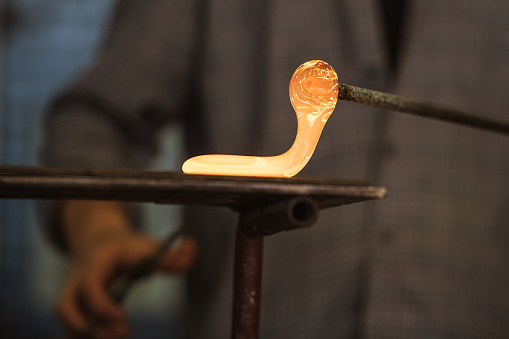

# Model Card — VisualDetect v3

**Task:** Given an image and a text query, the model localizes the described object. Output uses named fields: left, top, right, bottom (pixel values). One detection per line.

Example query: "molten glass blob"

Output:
left=182, top=60, right=339, bottom=177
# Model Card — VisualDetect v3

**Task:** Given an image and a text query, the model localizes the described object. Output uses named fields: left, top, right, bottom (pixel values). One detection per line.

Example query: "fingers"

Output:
left=113, top=234, right=198, bottom=273
left=56, top=271, right=88, bottom=336
left=56, top=248, right=129, bottom=338
left=56, top=267, right=129, bottom=339
left=84, top=247, right=126, bottom=321
left=55, top=234, right=197, bottom=338
left=157, top=236, right=198, bottom=273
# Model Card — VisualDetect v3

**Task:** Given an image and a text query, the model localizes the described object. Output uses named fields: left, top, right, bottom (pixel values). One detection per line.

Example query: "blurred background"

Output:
left=0, top=1, right=185, bottom=337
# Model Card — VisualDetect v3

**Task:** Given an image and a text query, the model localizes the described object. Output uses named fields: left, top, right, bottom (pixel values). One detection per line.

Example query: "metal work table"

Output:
left=0, top=165, right=386, bottom=338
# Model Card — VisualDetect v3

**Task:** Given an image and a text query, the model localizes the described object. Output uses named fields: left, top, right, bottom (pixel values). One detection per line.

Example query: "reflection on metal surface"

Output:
left=182, top=60, right=339, bottom=177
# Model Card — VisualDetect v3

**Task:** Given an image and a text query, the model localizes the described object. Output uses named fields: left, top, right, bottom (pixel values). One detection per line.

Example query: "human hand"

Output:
left=55, top=201, right=197, bottom=339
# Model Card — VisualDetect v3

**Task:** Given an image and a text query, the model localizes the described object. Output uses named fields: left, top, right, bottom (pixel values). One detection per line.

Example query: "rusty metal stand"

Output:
left=231, top=198, right=319, bottom=338
left=232, top=229, right=263, bottom=339
left=0, top=166, right=387, bottom=338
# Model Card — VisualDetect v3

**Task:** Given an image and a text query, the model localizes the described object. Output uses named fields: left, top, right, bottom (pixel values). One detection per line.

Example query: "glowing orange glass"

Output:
left=182, top=60, right=339, bottom=177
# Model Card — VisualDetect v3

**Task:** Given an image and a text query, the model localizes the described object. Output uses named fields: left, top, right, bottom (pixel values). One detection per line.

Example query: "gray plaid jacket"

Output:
left=43, top=0, right=509, bottom=337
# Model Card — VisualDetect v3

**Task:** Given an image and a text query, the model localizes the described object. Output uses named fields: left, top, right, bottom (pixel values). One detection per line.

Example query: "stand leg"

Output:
left=231, top=226, right=264, bottom=339
left=230, top=198, right=318, bottom=338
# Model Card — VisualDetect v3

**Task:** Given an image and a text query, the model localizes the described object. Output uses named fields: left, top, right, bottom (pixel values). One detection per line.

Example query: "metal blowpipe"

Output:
left=338, top=83, right=509, bottom=136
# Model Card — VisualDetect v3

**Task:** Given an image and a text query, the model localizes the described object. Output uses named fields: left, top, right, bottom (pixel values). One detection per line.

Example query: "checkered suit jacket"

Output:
left=43, top=0, right=509, bottom=337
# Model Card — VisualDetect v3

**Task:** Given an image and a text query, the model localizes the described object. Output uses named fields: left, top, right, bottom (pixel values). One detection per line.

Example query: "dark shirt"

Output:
left=43, top=0, right=509, bottom=337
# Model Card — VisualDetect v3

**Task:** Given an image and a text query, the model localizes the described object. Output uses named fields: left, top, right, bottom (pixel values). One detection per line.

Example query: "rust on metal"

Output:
left=232, top=222, right=264, bottom=339
left=231, top=197, right=319, bottom=338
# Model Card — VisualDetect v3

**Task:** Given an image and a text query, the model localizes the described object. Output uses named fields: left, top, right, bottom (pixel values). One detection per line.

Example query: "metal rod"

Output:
left=231, top=198, right=320, bottom=338
left=238, top=197, right=319, bottom=236
left=338, top=83, right=509, bottom=136
left=232, top=227, right=264, bottom=339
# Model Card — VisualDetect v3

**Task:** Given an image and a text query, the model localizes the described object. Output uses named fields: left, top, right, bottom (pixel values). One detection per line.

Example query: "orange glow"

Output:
left=182, top=60, right=339, bottom=177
